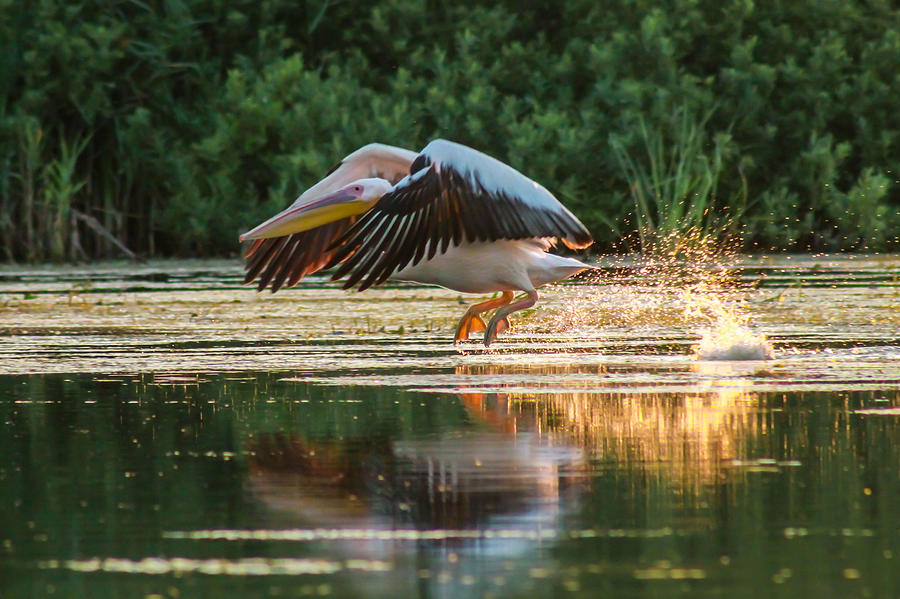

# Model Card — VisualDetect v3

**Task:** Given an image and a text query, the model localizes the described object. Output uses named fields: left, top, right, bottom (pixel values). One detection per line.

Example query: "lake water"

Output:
left=1, top=254, right=899, bottom=598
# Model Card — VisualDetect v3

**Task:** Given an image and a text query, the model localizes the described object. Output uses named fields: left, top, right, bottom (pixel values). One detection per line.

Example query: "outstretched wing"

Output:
left=328, top=139, right=593, bottom=291
left=242, top=143, right=416, bottom=292
left=286, top=143, right=417, bottom=209
left=243, top=218, right=358, bottom=292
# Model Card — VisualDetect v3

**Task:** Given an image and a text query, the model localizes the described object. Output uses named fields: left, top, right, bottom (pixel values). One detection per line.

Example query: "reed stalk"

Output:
left=40, top=133, right=90, bottom=261
left=0, top=154, right=12, bottom=261
left=610, top=106, right=739, bottom=255
left=16, top=121, right=43, bottom=261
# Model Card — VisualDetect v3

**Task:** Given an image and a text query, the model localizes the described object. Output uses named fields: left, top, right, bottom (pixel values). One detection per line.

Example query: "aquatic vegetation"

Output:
left=609, top=106, right=742, bottom=254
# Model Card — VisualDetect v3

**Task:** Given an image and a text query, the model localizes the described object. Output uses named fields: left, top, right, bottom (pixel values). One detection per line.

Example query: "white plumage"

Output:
left=417, top=139, right=578, bottom=222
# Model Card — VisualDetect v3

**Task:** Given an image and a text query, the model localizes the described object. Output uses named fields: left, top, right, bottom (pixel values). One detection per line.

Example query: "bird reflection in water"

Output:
left=245, top=401, right=587, bottom=545
left=244, top=361, right=760, bottom=598
left=245, top=422, right=586, bottom=597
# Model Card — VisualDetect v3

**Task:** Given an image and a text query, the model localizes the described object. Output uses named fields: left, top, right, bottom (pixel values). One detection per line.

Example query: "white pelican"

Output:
left=240, top=139, right=593, bottom=346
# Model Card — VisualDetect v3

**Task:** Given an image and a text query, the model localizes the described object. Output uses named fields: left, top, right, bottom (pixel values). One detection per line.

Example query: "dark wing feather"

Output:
left=327, top=140, right=593, bottom=291
left=240, top=143, right=419, bottom=293
left=243, top=217, right=357, bottom=292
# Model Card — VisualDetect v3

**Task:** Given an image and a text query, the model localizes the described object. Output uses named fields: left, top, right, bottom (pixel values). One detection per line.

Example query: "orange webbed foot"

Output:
left=454, top=314, right=487, bottom=343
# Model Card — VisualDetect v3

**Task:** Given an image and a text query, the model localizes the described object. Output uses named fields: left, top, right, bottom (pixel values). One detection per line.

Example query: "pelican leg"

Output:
left=455, top=291, right=515, bottom=343
left=484, top=290, right=538, bottom=347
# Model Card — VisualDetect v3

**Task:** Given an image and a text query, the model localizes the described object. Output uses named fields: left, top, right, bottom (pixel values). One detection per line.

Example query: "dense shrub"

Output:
left=1, top=0, right=898, bottom=260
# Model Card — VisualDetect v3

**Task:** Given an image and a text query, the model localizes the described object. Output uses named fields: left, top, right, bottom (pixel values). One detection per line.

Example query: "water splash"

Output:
left=533, top=250, right=776, bottom=363
left=693, top=314, right=774, bottom=361
left=684, top=290, right=774, bottom=361
left=525, top=235, right=776, bottom=361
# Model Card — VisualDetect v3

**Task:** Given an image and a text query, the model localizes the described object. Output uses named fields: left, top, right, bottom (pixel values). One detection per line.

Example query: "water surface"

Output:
left=1, top=255, right=899, bottom=598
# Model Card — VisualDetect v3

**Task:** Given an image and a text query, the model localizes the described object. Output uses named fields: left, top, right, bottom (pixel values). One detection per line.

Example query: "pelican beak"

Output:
left=239, top=189, right=366, bottom=241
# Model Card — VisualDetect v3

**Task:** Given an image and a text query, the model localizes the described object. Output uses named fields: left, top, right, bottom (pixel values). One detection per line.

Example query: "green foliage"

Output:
left=41, top=132, right=90, bottom=261
left=1, top=0, right=898, bottom=260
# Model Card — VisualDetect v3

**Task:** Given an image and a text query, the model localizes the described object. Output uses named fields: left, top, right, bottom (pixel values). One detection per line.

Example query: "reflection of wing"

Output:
left=329, top=139, right=594, bottom=291
left=247, top=431, right=585, bottom=530
left=243, top=218, right=357, bottom=292
left=243, top=143, right=416, bottom=292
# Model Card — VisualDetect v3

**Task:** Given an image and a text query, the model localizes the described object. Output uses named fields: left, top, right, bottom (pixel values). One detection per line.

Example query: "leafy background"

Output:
left=1, top=0, right=898, bottom=261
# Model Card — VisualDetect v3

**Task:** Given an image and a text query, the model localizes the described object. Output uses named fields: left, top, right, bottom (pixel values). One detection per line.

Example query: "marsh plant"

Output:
left=610, top=106, right=745, bottom=256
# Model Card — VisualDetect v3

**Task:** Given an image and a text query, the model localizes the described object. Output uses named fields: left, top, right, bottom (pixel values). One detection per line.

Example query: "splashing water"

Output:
left=689, top=299, right=774, bottom=361
left=529, top=240, right=773, bottom=361
left=671, top=255, right=774, bottom=361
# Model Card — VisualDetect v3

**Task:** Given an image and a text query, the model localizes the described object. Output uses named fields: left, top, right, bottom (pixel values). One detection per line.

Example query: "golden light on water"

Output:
left=459, top=385, right=760, bottom=491
left=456, top=358, right=762, bottom=492
left=686, top=292, right=774, bottom=360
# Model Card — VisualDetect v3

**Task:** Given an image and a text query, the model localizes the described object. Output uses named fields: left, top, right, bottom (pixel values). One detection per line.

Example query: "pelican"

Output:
left=240, top=139, right=593, bottom=346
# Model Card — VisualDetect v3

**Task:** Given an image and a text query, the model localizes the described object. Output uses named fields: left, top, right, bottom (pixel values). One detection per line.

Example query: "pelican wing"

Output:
left=328, top=139, right=593, bottom=291
left=243, top=218, right=358, bottom=292
left=242, top=143, right=417, bottom=292
left=288, top=142, right=417, bottom=207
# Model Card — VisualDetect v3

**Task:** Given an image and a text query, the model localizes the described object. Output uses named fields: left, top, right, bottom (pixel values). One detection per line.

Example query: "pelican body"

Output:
left=240, top=140, right=593, bottom=346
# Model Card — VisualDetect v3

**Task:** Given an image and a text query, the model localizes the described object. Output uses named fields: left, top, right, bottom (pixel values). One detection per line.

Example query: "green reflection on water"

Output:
left=1, top=372, right=900, bottom=598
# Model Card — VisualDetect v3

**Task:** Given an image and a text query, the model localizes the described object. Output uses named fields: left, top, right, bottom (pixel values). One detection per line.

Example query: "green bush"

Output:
left=1, top=0, right=897, bottom=260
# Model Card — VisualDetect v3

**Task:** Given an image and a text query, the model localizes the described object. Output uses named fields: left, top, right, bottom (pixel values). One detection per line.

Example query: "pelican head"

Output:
left=240, top=177, right=392, bottom=241
left=349, top=177, right=394, bottom=202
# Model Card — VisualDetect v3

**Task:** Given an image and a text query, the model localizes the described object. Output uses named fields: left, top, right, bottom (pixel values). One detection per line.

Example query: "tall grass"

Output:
left=43, top=133, right=90, bottom=261
left=15, top=120, right=43, bottom=262
left=610, top=107, right=744, bottom=255
left=1, top=125, right=92, bottom=262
